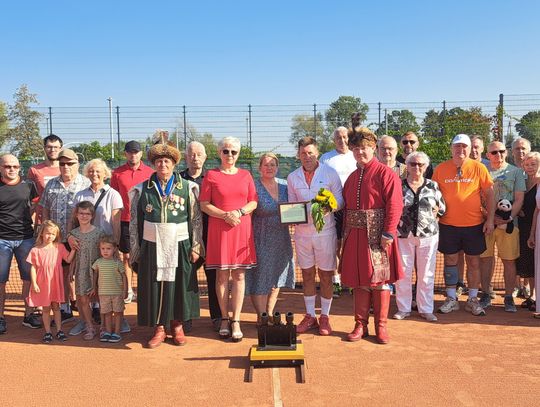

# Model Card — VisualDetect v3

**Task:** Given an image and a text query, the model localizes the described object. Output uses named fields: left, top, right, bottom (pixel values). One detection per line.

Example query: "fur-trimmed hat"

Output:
left=147, top=129, right=181, bottom=164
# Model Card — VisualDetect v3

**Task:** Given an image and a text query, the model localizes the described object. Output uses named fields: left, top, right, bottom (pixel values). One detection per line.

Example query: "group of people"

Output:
left=0, top=123, right=538, bottom=348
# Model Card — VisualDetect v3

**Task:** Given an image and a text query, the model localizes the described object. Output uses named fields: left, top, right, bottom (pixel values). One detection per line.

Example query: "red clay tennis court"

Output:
left=2, top=286, right=539, bottom=406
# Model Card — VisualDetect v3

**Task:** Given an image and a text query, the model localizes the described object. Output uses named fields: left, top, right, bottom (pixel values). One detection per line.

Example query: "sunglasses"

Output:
left=59, top=161, right=78, bottom=167
left=489, top=150, right=506, bottom=155
left=408, top=162, right=424, bottom=168
left=221, top=149, right=238, bottom=156
left=3, top=165, right=20, bottom=169
left=402, top=140, right=417, bottom=145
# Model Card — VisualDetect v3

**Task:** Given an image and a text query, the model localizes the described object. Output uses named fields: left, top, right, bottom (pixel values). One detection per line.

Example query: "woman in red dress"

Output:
left=200, top=137, right=258, bottom=342
left=340, top=127, right=404, bottom=344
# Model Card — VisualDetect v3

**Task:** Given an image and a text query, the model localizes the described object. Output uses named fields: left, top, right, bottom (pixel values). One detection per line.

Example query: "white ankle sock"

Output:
left=304, top=295, right=316, bottom=316
left=320, top=297, right=332, bottom=316
left=332, top=274, right=341, bottom=284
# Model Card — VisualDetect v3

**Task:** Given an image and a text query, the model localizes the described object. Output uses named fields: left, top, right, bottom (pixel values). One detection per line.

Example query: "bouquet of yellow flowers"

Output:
left=311, top=188, right=338, bottom=233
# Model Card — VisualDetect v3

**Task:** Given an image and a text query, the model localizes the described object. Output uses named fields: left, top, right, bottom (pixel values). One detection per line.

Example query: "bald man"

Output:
left=378, top=135, right=407, bottom=179
left=0, top=154, right=39, bottom=334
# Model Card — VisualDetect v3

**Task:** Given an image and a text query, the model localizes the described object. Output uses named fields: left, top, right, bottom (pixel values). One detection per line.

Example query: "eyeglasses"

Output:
left=2, top=165, right=20, bottom=169
left=402, top=140, right=417, bottom=145
left=408, top=162, right=425, bottom=167
left=456, top=167, right=462, bottom=179
left=221, top=149, right=238, bottom=156
left=59, top=162, right=78, bottom=167
left=489, top=150, right=506, bottom=155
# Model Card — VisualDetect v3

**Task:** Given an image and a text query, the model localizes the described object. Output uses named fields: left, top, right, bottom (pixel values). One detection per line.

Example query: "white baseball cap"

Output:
left=451, top=134, right=471, bottom=147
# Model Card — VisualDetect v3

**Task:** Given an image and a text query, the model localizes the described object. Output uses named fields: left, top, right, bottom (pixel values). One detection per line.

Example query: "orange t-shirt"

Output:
left=432, top=158, right=493, bottom=227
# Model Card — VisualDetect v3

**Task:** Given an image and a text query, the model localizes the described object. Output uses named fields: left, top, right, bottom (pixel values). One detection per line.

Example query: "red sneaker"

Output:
left=318, top=315, right=332, bottom=336
left=296, top=314, right=318, bottom=333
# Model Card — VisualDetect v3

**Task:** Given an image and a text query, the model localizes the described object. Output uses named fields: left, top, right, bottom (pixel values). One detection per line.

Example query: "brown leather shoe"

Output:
left=171, top=320, right=187, bottom=346
left=147, top=325, right=166, bottom=349
left=346, top=322, right=368, bottom=342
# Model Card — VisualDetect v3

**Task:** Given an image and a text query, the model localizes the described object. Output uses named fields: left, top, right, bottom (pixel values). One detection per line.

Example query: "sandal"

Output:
left=231, top=320, right=243, bottom=343
left=83, top=327, right=96, bottom=341
left=218, top=318, right=231, bottom=339
left=42, top=332, right=53, bottom=344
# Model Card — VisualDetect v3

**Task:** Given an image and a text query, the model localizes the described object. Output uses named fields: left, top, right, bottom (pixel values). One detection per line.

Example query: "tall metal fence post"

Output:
left=182, top=105, right=187, bottom=149
left=48, top=107, right=53, bottom=134
left=384, top=109, right=388, bottom=133
left=498, top=93, right=504, bottom=142
left=313, top=104, right=317, bottom=141
left=116, top=106, right=121, bottom=158
left=378, top=102, right=381, bottom=128
left=441, top=100, right=447, bottom=137
left=248, top=104, right=253, bottom=171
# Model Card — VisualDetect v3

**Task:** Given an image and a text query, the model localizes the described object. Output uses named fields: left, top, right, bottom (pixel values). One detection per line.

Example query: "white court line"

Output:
left=272, top=368, right=283, bottom=407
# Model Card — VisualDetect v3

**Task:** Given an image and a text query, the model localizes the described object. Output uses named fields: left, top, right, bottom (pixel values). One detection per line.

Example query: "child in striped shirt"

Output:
left=91, top=235, right=127, bottom=343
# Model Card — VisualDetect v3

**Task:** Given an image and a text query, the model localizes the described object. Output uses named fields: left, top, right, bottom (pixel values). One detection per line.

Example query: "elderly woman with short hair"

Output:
left=394, top=151, right=445, bottom=322
left=200, top=137, right=258, bottom=342
left=73, top=159, right=123, bottom=243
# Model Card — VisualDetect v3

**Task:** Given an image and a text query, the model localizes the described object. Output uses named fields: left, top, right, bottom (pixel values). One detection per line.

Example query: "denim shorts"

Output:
left=0, top=237, right=35, bottom=283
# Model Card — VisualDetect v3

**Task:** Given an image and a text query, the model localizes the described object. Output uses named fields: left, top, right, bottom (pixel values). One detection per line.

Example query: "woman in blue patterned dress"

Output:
left=246, top=153, right=295, bottom=320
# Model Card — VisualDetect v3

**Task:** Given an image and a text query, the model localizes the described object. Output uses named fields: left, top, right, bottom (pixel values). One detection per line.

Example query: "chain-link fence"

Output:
left=5, top=93, right=540, bottom=298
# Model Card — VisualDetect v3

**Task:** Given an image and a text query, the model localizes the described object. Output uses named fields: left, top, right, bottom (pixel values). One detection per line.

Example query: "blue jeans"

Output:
left=0, top=237, right=35, bottom=283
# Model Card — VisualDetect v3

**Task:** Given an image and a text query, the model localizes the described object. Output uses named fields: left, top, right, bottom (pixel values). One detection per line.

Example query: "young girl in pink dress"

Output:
left=27, top=220, right=76, bottom=343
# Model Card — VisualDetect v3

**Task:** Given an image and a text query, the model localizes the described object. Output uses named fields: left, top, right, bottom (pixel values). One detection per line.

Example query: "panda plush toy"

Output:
left=495, top=199, right=513, bottom=234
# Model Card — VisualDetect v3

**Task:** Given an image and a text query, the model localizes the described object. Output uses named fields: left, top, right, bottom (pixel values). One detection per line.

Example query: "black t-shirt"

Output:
left=0, top=179, right=38, bottom=240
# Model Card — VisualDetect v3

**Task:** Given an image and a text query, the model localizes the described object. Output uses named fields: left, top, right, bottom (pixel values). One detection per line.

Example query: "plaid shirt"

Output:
left=39, top=174, right=91, bottom=241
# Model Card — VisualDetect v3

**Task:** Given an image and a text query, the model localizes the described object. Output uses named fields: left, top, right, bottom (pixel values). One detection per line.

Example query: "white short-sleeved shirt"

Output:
left=287, top=163, right=343, bottom=237
left=74, top=184, right=123, bottom=235
left=319, top=149, right=357, bottom=186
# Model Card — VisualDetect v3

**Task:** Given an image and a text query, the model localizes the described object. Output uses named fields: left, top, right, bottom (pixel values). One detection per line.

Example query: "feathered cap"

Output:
left=147, top=129, right=181, bottom=164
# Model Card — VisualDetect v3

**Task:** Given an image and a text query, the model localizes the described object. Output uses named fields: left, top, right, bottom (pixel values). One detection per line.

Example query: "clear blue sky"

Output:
left=1, top=0, right=539, bottom=107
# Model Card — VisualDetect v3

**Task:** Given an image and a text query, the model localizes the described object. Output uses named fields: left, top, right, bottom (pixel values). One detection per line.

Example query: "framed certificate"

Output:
left=279, top=202, right=308, bottom=224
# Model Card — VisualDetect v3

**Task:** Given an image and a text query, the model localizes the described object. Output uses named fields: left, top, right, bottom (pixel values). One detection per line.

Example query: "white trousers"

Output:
left=396, top=234, right=439, bottom=313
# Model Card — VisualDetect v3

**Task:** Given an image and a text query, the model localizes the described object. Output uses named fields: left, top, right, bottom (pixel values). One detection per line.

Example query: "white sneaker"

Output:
left=393, top=311, right=411, bottom=320
left=465, top=297, right=486, bottom=316
left=438, top=297, right=459, bottom=314
left=420, top=313, right=438, bottom=322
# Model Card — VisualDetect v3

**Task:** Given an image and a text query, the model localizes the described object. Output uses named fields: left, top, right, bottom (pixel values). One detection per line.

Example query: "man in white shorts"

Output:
left=287, top=136, right=343, bottom=335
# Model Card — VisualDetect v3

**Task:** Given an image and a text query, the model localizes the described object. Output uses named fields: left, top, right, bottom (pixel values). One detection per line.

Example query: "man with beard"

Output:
left=27, top=135, right=63, bottom=227
left=111, top=141, right=154, bottom=304
left=397, top=131, right=433, bottom=179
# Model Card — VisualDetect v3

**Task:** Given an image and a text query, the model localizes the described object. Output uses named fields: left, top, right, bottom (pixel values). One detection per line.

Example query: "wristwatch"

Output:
left=382, top=232, right=394, bottom=241
left=239, top=208, right=246, bottom=216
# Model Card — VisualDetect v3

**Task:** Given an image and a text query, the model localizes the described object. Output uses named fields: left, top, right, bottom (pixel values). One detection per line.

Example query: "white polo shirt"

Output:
left=287, top=163, right=343, bottom=237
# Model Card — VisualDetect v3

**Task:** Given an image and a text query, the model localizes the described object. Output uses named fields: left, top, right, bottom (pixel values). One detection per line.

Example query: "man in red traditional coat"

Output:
left=340, top=127, right=404, bottom=344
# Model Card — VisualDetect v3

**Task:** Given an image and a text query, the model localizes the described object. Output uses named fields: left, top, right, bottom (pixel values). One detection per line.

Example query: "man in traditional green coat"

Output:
left=129, top=138, right=203, bottom=348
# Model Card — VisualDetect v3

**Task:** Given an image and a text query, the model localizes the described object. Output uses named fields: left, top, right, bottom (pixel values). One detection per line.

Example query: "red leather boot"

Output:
left=147, top=325, right=166, bottom=349
left=372, top=289, right=391, bottom=344
left=347, top=288, right=371, bottom=341
left=171, top=320, right=187, bottom=346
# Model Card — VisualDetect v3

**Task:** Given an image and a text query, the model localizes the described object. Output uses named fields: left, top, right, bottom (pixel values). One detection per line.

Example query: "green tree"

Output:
left=6, top=85, right=43, bottom=159
left=289, top=113, right=332, bottom=152
left=420, top=107, right=492, bottom=164
left=515, top=110, right=540, bottom=150
left=376, top=109, right=420, bottom=139
left=0, top=102, right=8, bottom=150
left=420, top=109, right=444, bottom=139
left=325, top=95, right=369, bottom=130
left=72, top=141, right=114, bottom=161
